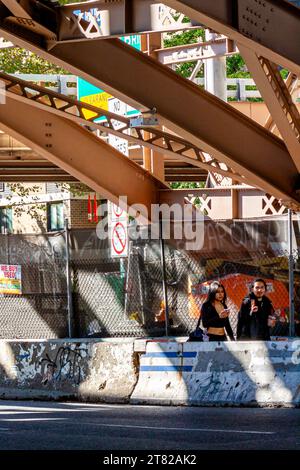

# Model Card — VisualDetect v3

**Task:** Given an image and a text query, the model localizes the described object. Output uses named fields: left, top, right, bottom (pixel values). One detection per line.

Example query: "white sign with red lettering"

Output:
left=111, top=221, right=128, bottom=257
left=0, top=264, right=22, bottom=294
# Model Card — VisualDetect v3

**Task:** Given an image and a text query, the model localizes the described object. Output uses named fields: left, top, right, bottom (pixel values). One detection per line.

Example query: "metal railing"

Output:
left=6, top=74, right=298, bottom=102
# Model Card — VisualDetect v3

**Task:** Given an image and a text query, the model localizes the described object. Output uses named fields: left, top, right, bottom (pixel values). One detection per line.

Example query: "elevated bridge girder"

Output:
left=0, top=1, right=300, bottom=209
left=31, top=37, right=300, bottom=207
left=0, top=94, right=164, bottom=219
left=0, top=31, right=299, bottom=207
left=162, top=0, right=300, bottom=76
left=0, top=70, right=242, bottom=182
left=0, top=0, right=200, bottom=42
left=0, top=1, right=299, bottom=73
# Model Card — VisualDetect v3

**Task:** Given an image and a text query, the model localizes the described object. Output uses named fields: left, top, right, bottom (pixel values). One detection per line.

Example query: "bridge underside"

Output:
left=0, top=94, right=164, bottom=220
left=0, top=0, right=299, bottom=210
left=0, top=145, right=208, bottom=183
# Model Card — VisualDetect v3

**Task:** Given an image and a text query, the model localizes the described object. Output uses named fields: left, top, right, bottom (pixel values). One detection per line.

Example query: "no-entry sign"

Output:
left=111, top=221, right=128, bottom=257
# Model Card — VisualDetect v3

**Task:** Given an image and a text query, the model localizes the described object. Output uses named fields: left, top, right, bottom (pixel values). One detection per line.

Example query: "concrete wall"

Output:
left=0, top=339, right=299, bottom=406
left=0, top=339, right=138, bottom=402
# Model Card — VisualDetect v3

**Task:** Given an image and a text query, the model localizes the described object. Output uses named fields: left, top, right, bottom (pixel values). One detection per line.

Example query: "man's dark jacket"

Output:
left=237, top=293, right=274, bottom=340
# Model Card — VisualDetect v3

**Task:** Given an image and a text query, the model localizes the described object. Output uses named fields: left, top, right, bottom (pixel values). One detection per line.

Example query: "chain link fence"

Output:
left=71, top=237, right=299, bottom=339
left=0, top=219, right=300, bottom=339
left=0, top=233, right=68, bottom=339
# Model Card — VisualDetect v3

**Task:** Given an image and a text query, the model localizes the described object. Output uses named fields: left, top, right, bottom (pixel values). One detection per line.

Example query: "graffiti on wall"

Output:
left=41, top=346, right=87, bottom=385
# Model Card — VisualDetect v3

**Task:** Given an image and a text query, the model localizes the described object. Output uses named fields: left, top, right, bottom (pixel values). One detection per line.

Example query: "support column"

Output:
left=231, top=183, right=240, bottom=219
left=204, top=30, right=236, bottom=210
left=204, top=30, right=227, bottom=101
left=143, top=32, right=165, bottom=181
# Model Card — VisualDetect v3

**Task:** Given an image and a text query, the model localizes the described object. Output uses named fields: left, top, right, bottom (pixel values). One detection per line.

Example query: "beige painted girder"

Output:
left=239, top=44, right=300, bottom=172
left=162, top=0, right=300, bottom=76
left=0, top=95, right=163, bottom=218
left=264, top=72, right=298, bottom=134
left=0, top=70, right=241, bottom=182
left=46, top=38, right=300, bottom=206
left=0, top=18, right=300, bottom=207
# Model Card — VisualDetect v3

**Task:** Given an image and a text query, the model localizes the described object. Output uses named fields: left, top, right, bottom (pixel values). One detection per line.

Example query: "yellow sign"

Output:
left=80, top=91, right=112, bottom=120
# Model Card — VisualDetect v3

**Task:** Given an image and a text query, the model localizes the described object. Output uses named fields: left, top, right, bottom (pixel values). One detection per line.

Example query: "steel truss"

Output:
left=0, top=0, right=200, bottom=42
left=239, top=43, right=300, bottom=172
left=1, top=1, right=299, bottom=73
left=162, top=0, right=300, bottom=75
left=0, top=93, right=164, bottom=218
left=0, top=70, right=241, bottom=182
left=0, top=1, right=300, bottom=209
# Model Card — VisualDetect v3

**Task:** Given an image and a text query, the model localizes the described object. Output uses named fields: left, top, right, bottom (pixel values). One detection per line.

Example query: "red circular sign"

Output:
left=112, top=222, right=127, bottom=255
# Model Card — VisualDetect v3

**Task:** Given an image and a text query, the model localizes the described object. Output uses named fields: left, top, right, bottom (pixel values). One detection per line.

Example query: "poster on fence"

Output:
left=0, top=264, right=22, bottom=295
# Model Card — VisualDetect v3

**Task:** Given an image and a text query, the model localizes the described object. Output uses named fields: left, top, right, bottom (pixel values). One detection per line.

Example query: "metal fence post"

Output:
left=65, top=218, right=74, bottom=338
left=288, top=209, right=295, bottom=337
left=159, top=215, right=170, bottom=337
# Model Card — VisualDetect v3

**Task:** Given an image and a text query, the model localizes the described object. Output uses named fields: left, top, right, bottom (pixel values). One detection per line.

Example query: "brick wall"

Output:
left=69, top=199, right=101, bottom=229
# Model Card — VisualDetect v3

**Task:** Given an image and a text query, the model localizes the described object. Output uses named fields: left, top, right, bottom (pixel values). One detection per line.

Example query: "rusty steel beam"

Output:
left=0, top=94, right=163, bottom=217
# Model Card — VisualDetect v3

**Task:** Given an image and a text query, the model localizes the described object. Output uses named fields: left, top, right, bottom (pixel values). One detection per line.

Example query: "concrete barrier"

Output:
left=1, top=338, right=299, bottom=406
left=0, top=339, right=138, bottom=402
left=131, top=339, right=300, bottom=406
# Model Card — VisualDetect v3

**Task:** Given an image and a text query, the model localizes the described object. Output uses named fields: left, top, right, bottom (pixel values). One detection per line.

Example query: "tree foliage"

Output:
left=164, top=29, right=205, bottom=79
left=164, top=29, right=205, bottom=47
left=5, top=184, right=47, bottom=223
left=170, top=182, right=204, bottom=189
left=0, top=47, right=68, bottom=74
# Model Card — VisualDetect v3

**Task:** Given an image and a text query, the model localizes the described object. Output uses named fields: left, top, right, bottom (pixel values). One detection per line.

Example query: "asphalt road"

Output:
left=0, top=400, right=299, bottom=452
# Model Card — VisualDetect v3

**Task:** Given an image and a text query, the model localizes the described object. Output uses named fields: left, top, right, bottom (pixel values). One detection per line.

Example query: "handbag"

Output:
left=188, top=326, right=204, bottom=342
left=187, top=315, right=204, bottom=342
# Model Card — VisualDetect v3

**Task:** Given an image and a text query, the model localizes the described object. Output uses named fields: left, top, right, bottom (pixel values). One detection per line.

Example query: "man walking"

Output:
left=237, top=278, right=275, bottom=340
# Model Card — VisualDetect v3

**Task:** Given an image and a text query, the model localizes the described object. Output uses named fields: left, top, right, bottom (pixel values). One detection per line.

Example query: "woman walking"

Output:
left=201, top=281, right=235, bottom=341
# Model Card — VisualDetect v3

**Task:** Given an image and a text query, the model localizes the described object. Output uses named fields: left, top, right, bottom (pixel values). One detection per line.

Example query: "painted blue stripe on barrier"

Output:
left=140, top=365, right=193, bottom=372
left=144, top=352, right=197, bottom=358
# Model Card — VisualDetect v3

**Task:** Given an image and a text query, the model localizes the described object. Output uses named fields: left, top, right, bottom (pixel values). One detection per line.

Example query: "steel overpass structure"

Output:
left=0, top=0, right=300, bottom=216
